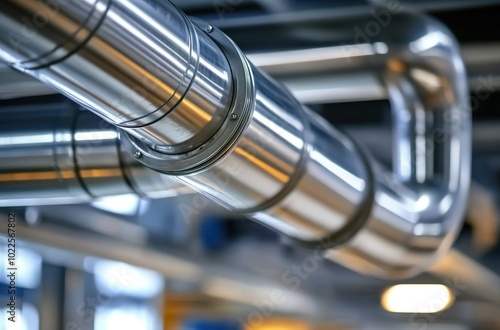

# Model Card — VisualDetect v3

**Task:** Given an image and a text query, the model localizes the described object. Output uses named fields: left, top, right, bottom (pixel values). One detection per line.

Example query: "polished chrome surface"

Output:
left=0, top=0, right=233, bottom=153
left=0, top=103, right=190, bottom=207
left=0, top=1, right=471, bottom=279
left=248, top=105, right=371, bottom=241
left=118, top=22, right=371, bottom=242
left=180, top=65, right=371, bottom=241
left=119, top=22, right=256, bottom=176
left=179, top=13, right=470, bottom=277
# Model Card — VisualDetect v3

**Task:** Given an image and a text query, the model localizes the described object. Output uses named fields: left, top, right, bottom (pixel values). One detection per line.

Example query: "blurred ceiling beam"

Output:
left=0, top=215, right=322, bottom=317
left=430, top=249, right=500, bottom=306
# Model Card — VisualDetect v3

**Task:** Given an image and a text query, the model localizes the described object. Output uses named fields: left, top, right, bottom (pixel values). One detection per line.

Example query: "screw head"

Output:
left=133, top=151, right=142, bottom=159
left=205, top=25, right=213, bottom=33
left=231, top=113, right=238, bottom=121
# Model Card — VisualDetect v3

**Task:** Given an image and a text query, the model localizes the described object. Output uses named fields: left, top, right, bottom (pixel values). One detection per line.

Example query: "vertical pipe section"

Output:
left=0, top=0, right=233, bottom=153
left=326, top=14, right=471, bottom=278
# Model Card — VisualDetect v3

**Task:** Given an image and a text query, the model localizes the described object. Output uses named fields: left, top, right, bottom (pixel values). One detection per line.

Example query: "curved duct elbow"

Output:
left=326, top=14, right=471, bottom=278
left=0, top=2, right=470, bottom=279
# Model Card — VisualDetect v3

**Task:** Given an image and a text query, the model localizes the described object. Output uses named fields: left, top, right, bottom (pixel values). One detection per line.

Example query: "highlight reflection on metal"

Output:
left=0, top=2, right=470, bottom=278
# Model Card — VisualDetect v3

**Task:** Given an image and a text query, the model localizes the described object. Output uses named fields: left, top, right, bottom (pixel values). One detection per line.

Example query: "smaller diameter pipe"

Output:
left=0, top=100, right=190, bottom=207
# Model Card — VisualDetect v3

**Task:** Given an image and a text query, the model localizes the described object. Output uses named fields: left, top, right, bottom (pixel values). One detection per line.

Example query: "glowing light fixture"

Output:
left=381, top=284, right=455, bottom=314
left=85, top=258, right=164, bottom=299
left=244, top=320, right=310, bottom=330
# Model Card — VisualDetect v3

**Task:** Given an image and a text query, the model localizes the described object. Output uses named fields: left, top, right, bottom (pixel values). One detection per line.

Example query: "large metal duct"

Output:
left=0, top=1, right=470, bottom=278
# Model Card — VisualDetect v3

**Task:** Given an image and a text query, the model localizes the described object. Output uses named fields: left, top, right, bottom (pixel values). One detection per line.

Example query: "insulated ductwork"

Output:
left=0, top=0, right=470, bottom=278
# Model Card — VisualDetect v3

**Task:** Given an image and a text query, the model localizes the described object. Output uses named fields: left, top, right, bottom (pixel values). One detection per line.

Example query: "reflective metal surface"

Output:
left=0, top=0, right=233, bottom=153
left=0, top=1, right=471, bottom=279
left=180, top=65, right=371, bottom=241
left=179, top=13, right=470, bottom=277
left=323, top=13, right=471, bottom=278
left=0, top=62, right=56, bottom=99
left=4, top=43, right=500, bottom=104
left=0, top=101, right=88, bottom=206
left=0, top=102, right=190, bottom=207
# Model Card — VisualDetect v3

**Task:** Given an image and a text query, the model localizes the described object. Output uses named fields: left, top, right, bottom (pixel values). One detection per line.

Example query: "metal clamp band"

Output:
left=17, top=0, right=112, bottom=70
left=120, top=20, right=256, bottom=175
left=288, top=135, right=375, bottom=250
left=116, top=10, right=200, bottom=129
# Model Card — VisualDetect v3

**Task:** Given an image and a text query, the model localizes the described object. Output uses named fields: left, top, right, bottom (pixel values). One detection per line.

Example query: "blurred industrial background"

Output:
left=1, top=0, right=500, bottom=329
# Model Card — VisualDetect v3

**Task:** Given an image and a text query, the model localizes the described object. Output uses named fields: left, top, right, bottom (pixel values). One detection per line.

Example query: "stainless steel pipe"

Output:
left=0, top=1, right=471, bottom=278
left=0, top=100, right=189, bottom=207
left=162, top=13, right=470, bottom=278
left=0, top=0, right=233, bottom=154
left=322, top=14, right=471, bottom=278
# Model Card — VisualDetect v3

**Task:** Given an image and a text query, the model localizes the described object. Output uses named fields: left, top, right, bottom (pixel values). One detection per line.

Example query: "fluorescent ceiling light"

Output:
left=381, top=284, right=455, bottom=314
